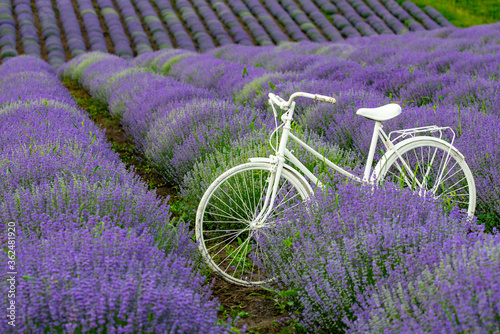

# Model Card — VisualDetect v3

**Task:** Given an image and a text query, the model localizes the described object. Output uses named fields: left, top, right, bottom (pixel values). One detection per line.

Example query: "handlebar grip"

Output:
left=315, top=94, right=336, bottom=104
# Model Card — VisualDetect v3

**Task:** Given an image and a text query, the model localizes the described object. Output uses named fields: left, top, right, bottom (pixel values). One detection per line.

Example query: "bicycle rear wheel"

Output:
left=196, top=162, right=311, bottom=286
left=376, top=137, right=476, bottom=216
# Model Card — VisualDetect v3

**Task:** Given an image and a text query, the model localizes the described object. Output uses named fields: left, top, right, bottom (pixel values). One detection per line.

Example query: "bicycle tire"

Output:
left=196, top=162, right=311, bottom=286
left=375, top=136, right=476, bottom=216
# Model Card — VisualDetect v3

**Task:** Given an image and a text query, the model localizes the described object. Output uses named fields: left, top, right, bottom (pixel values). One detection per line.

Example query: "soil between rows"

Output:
left=63, top=80, right=300, bottom=334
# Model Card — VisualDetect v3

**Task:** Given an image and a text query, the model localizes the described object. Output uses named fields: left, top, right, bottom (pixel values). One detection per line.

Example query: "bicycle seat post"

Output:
left=363, top=121, right=384, bottom=183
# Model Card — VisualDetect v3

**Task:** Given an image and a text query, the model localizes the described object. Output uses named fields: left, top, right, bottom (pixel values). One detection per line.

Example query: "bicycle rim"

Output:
left=377, top=138, right=476, bottom=216
left=196, top=162, right=310, bottom=286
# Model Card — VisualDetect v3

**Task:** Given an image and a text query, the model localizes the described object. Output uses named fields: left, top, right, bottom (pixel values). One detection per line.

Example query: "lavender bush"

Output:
left=261, top=0, right=308, bottom=42
left=0, top=226, right=228, bottom=333
left=191, top=0, right=233, bottom=46
left=151, top=0, right=196, bottom=51
left=13, top=0, right=41, bottom=57
left=35, top=0, right=66, bottom=68
left=75, top=0, right=108, bottom=52
left=0, top=0, right=18, bottom=60
left=114, top=0, right=153, bottom=54
left=55, top=0, right=86, bottom=57
left=132, top=0, right=172, bottom=50
left=175, top=0, right=216, bottom=52
left=424, top=5, right=454, bottom=28
left=260, top=180, right=480, bottom=332
left=143, top=98, right=272, bottom=184
left=0, top=55, right=229, bottom=332
left=241, top=0, right=290, bottom=44
left=225, top=0, right=274, bottom=46
left=210, top=0, right=253, bottom=46
left=278, top=0, right=327, bottom=42
left=95, top=0, right=134, bottom=59
left=348, top=234, right=500, bottom=333
left=364, top=0, right=407, bottom=34
left=294, top=0, right=343, bottom=41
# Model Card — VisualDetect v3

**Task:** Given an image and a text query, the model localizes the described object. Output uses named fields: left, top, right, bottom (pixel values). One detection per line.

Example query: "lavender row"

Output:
left=241, top=0, right=290, bottom=44
left=174, top=0, right=215, bottom=51
left=209, top=0, right=253, bottom=46
left=364, top=0, right=407, bottom=34
left=346, top=0, right=394, bottom=34
left=132, top=0, right=172, bottom=49
left=75, top=0, right=108, bottom=52
left=190, top=0, right=233, bottom=46
left=310, top=0, right=337, bottom=15
left=0, top=56, right=227, bottom=332
left=401, top=0, right=441, bottom=30
left=294, top=0, right=343, bottom=41
left=261, top=0, right=308, bottom=42
left=95, top=0, right=133, bottom=59
left=55, top=0, right=86, bottom=57
left=59, top=51, right=271, bottom=186
left=424, top=5, right=454, bottom=28
left=35, top=0, right=65, bottom=68
left=0, top=0, right=17, bottom=60
left=13, top=0, right=41, bottom=57
left=332, top=0, right=377, bottom=36
left=225, top=0, right=274, bottom=46
left=380, top=0, right=425, bottom=32
left=278, top=0, right=327, bottom=42
left=151, top=0, right=196, bottom=51
left=331, top=14, right=361, bottom=38
left=114, top=0, right=152, bottom=54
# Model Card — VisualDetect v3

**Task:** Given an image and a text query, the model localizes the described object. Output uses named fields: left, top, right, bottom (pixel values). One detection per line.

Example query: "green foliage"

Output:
left=397, top=0, right=500, bottom=27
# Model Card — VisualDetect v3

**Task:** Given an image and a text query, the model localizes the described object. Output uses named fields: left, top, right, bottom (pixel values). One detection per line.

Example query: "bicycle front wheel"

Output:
left=196, top=162, right=311, bottom=286
left=376, top=137, right=476, bottom=216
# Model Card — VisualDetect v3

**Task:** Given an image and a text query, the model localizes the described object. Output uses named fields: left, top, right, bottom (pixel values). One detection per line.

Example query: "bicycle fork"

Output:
left=251, top=104, right=296, bottom=228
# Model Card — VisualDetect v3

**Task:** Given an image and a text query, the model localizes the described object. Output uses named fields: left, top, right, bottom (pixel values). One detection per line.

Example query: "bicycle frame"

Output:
left=254, top=94, right=430, bottom=225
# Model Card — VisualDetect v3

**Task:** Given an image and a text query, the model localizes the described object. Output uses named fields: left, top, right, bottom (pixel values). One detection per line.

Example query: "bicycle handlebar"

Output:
left=268, top=92, right=336, bottom=109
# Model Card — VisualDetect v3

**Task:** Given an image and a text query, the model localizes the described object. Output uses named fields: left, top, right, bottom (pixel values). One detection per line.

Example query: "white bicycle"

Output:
left=196, top=91, right=476, bottom=286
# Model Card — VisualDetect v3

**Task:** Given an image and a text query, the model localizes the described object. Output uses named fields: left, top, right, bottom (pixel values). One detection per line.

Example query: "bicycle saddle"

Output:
left=356, top=103, right=402, bottom=122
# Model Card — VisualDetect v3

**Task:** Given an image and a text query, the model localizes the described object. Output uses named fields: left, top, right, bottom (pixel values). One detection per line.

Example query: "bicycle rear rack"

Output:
left=388, top=125, right=456, bottom=146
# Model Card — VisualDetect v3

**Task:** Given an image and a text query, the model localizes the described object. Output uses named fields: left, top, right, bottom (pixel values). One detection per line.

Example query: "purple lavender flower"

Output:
left=279, top=0, right=327, bottom=42
left=55, top=0, right=86, bottom=57
left=95, top=0, right=134, bottom=59
left=0, top=226, right=228, bottom=333
left=349, top=234, right=500, bottom=333
left=74, top=0, right=108, bottom=52
left=151, top=0, right=196, bottom=51
left=114, top=0, right=153, bottom=54
left=0, top=0, right=18, bottom=60
left=175, top=0, right=216, bottom=51
left=210, top=0, right=254, bottom=45
left=425, top=5, right=454, bottom=28
left=13, top=0, right=41, bottom=57
left=191, top=0, right=234, bottom=46
left=261, top=0, right=309, bottom=41
left=241, top=0, right=290, bottom=44
left=402, top=1, right=441, bottom=30
left=132, top=0, right=172, bottom=49
left=225, top=0, right=274, bottom=45
left=294, top=0, right=343, bottom=41
left=35, top=0, right=66, bottom=68
left=260, top=180, right=477, bottom=332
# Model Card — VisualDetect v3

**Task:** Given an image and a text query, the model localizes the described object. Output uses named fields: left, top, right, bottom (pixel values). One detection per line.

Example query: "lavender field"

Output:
left=0, top=0, right=454, bottom=66
left=1, top=0, right=500, bottom=333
